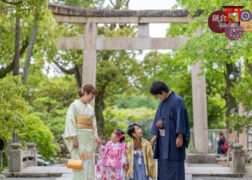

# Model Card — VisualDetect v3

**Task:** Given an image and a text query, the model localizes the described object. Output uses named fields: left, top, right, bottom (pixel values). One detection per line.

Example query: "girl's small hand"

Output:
left=123, top=164, right=129, bottom=171
left=96, top=137, right=101, bottom=146
left=150, top=135, right=156, bottom=147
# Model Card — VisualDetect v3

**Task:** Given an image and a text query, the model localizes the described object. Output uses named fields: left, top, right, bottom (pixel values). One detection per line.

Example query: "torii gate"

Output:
left=49, top=3, right=208, bottom=155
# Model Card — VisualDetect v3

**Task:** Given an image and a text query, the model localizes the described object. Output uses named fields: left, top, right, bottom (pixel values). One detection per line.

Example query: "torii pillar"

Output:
left=192, top=28, right=208, bottom=154
left=83, top=22, right=97, bottom=86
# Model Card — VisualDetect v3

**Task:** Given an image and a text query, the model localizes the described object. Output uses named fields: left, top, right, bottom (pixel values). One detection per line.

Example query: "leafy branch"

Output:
left=53, top=58, right=75, bottom=75
left=206, top=78, right=225, bottom=100
left=1, top=0, right=23, bottom=5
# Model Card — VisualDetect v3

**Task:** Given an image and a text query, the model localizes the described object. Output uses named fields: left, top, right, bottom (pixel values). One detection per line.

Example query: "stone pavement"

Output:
left=185, top=163, right=251, bottom=177
left=1, top=163, right=251, bottom=180
left=1, top=165, right=71, bottom=178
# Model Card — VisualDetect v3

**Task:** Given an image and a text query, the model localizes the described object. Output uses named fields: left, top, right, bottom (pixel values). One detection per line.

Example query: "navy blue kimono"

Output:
left=151, top=92, right=190, bottom=180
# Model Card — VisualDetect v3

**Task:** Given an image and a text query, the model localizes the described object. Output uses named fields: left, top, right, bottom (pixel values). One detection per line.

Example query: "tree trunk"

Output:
left=225, top=63, right=238, bottom=137
left=13, top=16, right=20, bottom=76
left=95, top=88, right=106, bottom=143
left=0, top=40, right=29, bottom=78
left=22, top=17, right=38, bottom=83
left=74, top=65, right=82, bottom=88
left=12, top=16, right=21, bottom=142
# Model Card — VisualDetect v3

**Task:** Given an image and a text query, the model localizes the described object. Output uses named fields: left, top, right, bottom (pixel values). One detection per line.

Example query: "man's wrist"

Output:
left=178, top=133, right=183, bottom=138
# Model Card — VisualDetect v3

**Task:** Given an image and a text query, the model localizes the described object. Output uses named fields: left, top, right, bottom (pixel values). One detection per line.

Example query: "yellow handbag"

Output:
left=67, top=159, right=83, bottom=169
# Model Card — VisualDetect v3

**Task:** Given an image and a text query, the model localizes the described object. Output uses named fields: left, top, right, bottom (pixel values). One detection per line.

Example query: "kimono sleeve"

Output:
left=126, top=143, right=132, bottom=178
left=64, top=103, right=77, bottom=138
left=150, top=104, right=161, bottom=136
left=121, top=143, right=128, bottom=166
left=92, top=115, right=98, bottom=138
left=99, top=144, right=107, bottom=158
left=96, top=144, right=106, bottom=180
left=175, top=99, right=190, bottom=148
left=146, top=142, right=156, bottom=180
left=120, top=143, right=127, bottom=178
left=126, top=143, right=131, bottom=164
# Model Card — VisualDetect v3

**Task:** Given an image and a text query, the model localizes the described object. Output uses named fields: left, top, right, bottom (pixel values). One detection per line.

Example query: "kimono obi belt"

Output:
left=75, top=116, right=93, bottom=129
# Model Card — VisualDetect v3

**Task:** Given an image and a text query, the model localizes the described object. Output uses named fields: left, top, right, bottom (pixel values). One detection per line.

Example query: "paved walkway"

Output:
left=1, top=163, right=252, bottom=180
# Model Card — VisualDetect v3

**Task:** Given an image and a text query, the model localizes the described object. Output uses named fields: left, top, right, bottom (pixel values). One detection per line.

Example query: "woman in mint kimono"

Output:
left=63, top=84, right=100, bottom=180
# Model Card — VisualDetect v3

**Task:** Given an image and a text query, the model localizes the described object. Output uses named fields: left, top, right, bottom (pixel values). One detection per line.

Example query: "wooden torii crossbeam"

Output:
left=49, top=3, right=208, bottom=155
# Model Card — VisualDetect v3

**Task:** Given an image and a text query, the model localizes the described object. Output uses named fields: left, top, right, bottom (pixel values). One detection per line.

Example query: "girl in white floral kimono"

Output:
left=63, top=84, right=100, bottom=180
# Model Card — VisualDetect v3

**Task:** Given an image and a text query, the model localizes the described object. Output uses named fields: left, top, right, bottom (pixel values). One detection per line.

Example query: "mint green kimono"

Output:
left=63, top=99, right=98, bottom=180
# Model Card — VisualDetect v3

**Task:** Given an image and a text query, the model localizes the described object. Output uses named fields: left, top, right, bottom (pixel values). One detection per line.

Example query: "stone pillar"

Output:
left=82, top=22, right=97, bottom=87
left=138, top=23, right=149, bottom=37
left=26, top=143, right=37, bottom=166
left=231, top=143, right=245, bottom=173
left=9, top=143, right=22, bottom=172
left=191, top=28, right=208, bottom=154
left=138, top=23, right=150, bottom=49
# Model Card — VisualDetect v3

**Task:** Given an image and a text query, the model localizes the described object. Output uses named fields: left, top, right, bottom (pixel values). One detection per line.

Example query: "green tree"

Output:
left=0, top=0, right=48, bottom=78
left=0, top=75, right=29, bottom=140
left=114, top=93, right=159, bottom=109
left=19, top=114, right=60, bottom=160
left=103, top=107, right=156, bottom=141
left=0, top=75, right=60, bottom=159
left=162, top=0, right=252, bottom=132
left=27, top=75, right=78, bottom=141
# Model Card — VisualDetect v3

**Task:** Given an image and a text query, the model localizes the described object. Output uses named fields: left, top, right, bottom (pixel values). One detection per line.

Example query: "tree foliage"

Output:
left=0, top=75, right=28, bottom=140
left=163, top=0, right=252, bottom=131
left=19, top=114, right=60, bottom=160
left=103, top=107, right=156, bottom=141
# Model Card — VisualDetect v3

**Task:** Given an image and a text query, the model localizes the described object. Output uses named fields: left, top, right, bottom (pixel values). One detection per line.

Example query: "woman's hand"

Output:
left=73, top=136, right=79, bottom=149
left=95, top=137, right=101, bottom=146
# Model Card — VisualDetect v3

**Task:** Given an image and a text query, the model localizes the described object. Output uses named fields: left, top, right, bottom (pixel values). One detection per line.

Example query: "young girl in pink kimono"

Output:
left=96, top=129, right=128, bottom=180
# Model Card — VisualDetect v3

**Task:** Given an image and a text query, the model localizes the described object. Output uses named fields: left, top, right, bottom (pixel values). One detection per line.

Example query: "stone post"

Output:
left=191, top=27, right=208, bottom=154
left=138, top=23, right=149, bottom=37
left=9, top=143, right=22, bottom=172
left=83, top=22, right=97, bottom=106
left=83, top=22, right=97, bottom=87
left=138, top=23, right=151, bottom=49
left=26, top=142, right=37, bottom=166
left=231, top=143, right=245, bottom=173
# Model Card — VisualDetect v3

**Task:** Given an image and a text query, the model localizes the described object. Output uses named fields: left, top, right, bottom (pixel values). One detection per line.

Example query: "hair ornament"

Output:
left=119, top=134, right=125, bottom=139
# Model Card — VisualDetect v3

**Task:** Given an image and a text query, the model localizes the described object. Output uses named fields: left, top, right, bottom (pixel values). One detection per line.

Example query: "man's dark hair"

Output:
left=127, top=124, right=140, bottom=138
left=220, top=132, right=224, bottom=137
left=149, top=81, right=170, bottom=95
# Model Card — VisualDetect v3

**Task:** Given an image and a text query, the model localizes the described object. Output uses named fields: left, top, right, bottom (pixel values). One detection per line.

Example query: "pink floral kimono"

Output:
left=96, top=141, right=127, bottom=180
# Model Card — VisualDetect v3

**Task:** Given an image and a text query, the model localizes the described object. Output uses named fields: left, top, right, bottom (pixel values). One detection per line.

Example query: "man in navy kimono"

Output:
left=149, top=81, right=190, bottom=180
